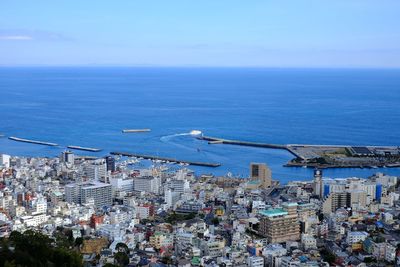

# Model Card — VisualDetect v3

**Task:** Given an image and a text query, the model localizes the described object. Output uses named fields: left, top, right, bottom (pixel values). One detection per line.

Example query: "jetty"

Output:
left=198, top=136, right=287, bottom=149
left=110, top=151, right=221, bottom=167
left=9, top=136, right=58, bottom=147
left=67, top=145, right=102, bottom=152
left=122, top=129, right=151, bottom=133
left=197, top=135, right=400, bottom=169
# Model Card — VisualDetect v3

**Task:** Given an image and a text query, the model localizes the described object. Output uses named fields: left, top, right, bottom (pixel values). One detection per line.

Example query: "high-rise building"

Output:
left=250, top=163, right=272, bottom=188
left=105, top=156, right=116, bottom=172
left=0, top=154, right=11, bottom=168
left=60, top=151, right=74, bottom=164
left=65, top=181, right=112, bottom=208
left=134, top=176, right=160, bottom=194
left=322, top=192, right=351, bottom=215
left=84, top=160, right=107, bottom=182
left=259, top=202, right=300, bottom=243
left=166, top=179, right=190, bottom=194
left=313, top=169, right=323, bottom=199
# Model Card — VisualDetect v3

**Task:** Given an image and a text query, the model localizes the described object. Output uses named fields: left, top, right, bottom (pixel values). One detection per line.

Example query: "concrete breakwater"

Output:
left=110, top=151, right=221, bottom=167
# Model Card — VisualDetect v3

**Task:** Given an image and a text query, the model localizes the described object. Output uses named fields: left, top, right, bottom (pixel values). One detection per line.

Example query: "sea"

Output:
left=0, top=67, right=400, bottom=184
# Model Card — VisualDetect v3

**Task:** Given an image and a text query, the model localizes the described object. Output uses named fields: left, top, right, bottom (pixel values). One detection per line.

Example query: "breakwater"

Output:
left=9, top=136, right=58, bottom=147
left=67, top=146, right=102, bottom=152
left=198, top=136, right=287, bottom=149
left=110, top=151, right=221, bottom=167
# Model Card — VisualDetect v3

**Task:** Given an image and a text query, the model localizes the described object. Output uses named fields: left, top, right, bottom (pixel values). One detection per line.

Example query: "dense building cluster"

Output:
left=0, top=153, right=400, bottom=266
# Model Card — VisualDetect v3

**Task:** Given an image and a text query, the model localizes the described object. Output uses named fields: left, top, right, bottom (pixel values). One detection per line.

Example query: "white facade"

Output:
left=65, top=181, right=112, bottom=208
left=84, top=160, right=107, bottom=182
left=247, top=256, right=264, bottom=267
left=346, top=231, right=369, bottom=244
left=110, top=176, right=134, bottom=196
left=134, top=176, right=160, bottom=194
left=0, top=154, right=10, bottom=168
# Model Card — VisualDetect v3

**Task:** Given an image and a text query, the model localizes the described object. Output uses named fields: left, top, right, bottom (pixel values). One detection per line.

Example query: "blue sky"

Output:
left=1, top=1, right=400, bottom=67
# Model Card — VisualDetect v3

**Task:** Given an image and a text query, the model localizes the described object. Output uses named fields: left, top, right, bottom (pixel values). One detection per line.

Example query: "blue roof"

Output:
left=259, top=208, right=288, bottom=217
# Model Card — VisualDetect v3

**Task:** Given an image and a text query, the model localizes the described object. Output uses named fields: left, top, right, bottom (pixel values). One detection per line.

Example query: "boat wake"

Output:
left=160, top=130, right=202, bottom=142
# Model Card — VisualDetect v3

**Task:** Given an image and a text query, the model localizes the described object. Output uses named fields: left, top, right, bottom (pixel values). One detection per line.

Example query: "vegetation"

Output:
left=165, top=212, right=197, bottom=224
left=320, top=249, right=336, bottom=264
left=114, top=251, right=129, bottom=266
left=0, top=230, right=83, bottom=267
left=115, top=242, right=129, bottom=253
left=211, top=217, right=220, bottom=225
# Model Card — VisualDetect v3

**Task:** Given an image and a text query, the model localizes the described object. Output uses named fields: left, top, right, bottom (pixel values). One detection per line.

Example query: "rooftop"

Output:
left=259, top=208, right=288, bottom=217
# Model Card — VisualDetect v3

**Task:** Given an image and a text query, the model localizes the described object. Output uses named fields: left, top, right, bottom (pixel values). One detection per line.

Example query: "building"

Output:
left=175, top=201, right=203, bottom=213
left=346, top=231, right=369, bottom=244
left=105, top=156, right=116, bottom=172
left=313, top=169, right=323, bottom=199
left=263, top=244, right=287, bottom=267
left=301, top=234, right=317, bottom=250
left=60, top=151, right=74, bottom=164
left=322, top=192, right=350, bottom=215
left=0, top=154, right=11, bottom=168
left=136, top=204, right=155, bottom=219
left=134, top=176, right=160, bottom=194
left=247, top=256, right=264, bottom=267
left=65, top=181, right=112, bottom=208
left=259, top=202, right=300, bottom=243
left=166, top=179, right=189, bottom=194
left=110, top=176, right=134, bottom=197
left=84, top=160, right=107, bottom=182
left=165, top=189, right=180, bottom=209
left=250, top=162, right=272, bottom=188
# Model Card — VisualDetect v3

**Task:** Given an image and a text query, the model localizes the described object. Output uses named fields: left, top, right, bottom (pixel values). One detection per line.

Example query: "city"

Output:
left=1, top=152, right=399, bottom=266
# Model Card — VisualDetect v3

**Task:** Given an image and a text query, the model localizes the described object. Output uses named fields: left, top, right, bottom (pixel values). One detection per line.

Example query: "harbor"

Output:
left=110, top=151, right=221, bottom=167
left=198, top=135, right=400, bottom=169
left=8, top=136, right=58, bottom=147
left=67, top=145, right=102, bottom=152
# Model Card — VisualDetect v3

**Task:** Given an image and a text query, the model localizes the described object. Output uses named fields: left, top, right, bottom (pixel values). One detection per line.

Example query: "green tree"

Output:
left=115, top=242, right=129, bottom=253
left=114, top=251, right=129, bottom=267
left=211, top=217, right=220, bottom=225
left=2, top=230, right=83, bottom=267
left=75, top=237, right=83, bottom=247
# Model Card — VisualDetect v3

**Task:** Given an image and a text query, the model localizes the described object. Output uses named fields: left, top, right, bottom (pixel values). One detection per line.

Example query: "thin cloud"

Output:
left=0, top=35, right=33, bottom=41
left=0, top=29, right=72, bottom=42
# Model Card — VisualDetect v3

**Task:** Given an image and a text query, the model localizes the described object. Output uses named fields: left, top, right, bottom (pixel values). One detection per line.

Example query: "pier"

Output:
left=197, top=135, right=400, bottom=169
left=9, top=136, right=58, bottom=147
left=67, top=145, right=102, bottom=152
left=198, top=136, right=287, bottom=150
left=122, top=129, right=151, bottom=133
left=110, top=151, right=221, bottom=167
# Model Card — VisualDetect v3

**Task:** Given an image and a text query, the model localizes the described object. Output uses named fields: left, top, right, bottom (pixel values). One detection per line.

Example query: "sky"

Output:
left=0, top=1, right=400, bottom=68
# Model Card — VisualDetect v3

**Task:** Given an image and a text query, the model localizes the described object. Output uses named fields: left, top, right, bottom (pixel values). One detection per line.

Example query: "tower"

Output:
left=313, top=169, right=323, bottom=199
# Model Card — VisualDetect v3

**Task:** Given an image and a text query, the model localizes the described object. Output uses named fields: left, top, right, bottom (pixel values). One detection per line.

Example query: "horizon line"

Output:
left=0, top=64, right=399, bottom=70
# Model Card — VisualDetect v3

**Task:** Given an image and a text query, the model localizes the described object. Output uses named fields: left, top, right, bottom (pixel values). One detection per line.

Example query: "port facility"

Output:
left=110, top=151, right=221, bottom=167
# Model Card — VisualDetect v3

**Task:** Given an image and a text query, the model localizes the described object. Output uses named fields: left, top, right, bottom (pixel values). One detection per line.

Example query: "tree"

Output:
left=75, top=237, right=83, bottom=247
left=115, top=242, right=129, bottom=253
left=1, top=230, right=83, bottom=267
left=114, top=251, right=129, bottom=267
left=211, top=217, right=220, bottom=225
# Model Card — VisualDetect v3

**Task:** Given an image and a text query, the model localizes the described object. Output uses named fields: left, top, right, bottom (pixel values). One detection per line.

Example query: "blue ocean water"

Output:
left=0, top=67, right=400, bottom=183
